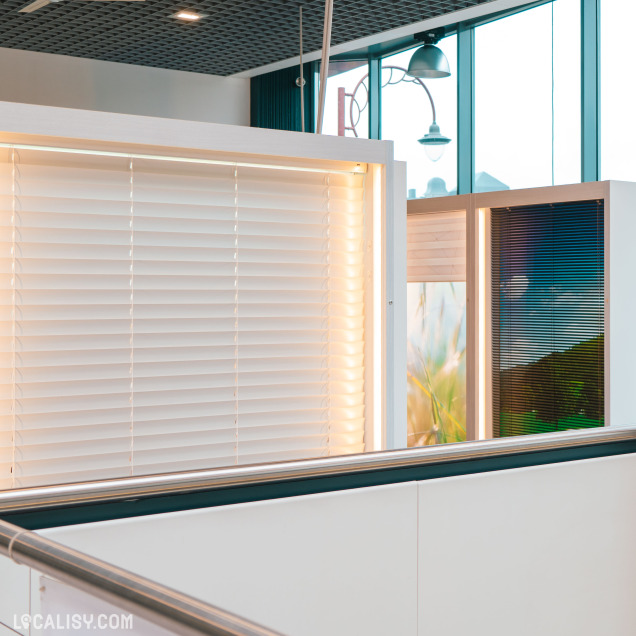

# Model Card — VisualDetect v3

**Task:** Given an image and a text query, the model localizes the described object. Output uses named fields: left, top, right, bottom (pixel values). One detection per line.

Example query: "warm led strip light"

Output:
left=373, top=164, right=383, bottom=450
left=478, top=207, right=487, bottom=440
left=0, top=142, right=367, bottom=176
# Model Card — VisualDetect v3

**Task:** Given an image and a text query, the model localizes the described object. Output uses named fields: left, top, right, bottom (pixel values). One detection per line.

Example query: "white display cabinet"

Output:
left=408, top=182, right=636, bottom=439
left=0, top=100, right=407, bottom=488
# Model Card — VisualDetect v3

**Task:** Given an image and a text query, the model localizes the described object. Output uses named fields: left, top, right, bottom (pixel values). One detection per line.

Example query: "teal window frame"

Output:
left=329, top=0, right=600, bottom=191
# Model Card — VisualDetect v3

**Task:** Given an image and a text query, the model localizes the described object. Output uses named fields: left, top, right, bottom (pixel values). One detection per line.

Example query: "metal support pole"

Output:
left=337, top=87, right=345, bottom=136
left=299, top=4, right=305, bottom=133
left=316, top=0, right=334, bottom=134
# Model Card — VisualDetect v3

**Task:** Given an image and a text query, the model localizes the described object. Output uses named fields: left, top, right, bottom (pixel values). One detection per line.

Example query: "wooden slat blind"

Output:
left=407, top=210, right=466, bottom=282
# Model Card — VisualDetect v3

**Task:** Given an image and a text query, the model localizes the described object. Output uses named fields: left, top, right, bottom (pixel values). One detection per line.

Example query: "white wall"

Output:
left=417, top=454, right=636, bottom=636
left=44, top=483, right=419, bottom=636
left=607, top=181, right=636, bottom=429
left=1, top=452, right=634, bottom=636
left=0, top=558, right=29, bottom=633
left=0, top=48, right=250, bottom=125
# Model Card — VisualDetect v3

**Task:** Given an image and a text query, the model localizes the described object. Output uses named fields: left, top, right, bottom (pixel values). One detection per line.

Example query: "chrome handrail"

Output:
left=0, top=519, right=283, bottom=636
left=0, top=427, right=635, bottom=514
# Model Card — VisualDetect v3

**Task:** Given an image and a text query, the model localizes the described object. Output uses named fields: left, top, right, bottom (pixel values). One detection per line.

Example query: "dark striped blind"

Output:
left=491, top=200, right=604, bottom=437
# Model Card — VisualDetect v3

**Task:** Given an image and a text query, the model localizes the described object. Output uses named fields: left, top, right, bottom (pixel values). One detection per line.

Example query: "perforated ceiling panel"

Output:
left=0, top=0, right=492, bottom=76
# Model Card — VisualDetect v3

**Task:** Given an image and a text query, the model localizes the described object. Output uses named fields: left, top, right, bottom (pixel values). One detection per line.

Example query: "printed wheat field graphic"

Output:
left=407, top=282, right=466, bottom=446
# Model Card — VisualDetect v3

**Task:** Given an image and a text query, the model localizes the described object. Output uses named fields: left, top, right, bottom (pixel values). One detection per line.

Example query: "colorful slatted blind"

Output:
left=491, top=199, right=604, bottom=437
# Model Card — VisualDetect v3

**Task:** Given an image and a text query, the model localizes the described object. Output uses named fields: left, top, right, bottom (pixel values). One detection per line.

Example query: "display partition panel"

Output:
left=474, top=183, right=608, bottom=441
left=0, top=101, right=404, bottom=489
left=408, top=181, right=636, bottom=441
left=490, top=199, right=604, bottom=437
left=407, top=196, right=472, bottom=442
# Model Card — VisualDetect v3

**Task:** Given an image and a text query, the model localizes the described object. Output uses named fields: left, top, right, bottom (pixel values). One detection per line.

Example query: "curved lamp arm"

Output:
left=342, top=65, right=451, bottom=162
left=344, top=65, right=438, bottom=137
left=396, top=70, right=437, bottom=123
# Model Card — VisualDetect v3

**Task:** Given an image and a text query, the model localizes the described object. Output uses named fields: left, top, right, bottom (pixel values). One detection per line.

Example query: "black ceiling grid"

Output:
left=0, top=0, right=492, bottom=76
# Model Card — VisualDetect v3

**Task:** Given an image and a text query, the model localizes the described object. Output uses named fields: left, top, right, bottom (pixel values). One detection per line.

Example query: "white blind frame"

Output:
left=0, top=147, right=366, bottom=488
left=407, top=210, right=466, bottom=282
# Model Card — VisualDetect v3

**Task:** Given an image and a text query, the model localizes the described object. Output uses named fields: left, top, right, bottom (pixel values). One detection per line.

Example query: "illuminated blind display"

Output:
left=0, top=147, right=367, bottom=488
left=491, top=200, right=604, bottom=437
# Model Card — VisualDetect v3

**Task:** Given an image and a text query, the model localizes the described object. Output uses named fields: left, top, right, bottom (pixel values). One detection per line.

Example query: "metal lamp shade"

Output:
left=418, top=123, right=451, bottom=162
left=407, top=44, right=451, bottom=79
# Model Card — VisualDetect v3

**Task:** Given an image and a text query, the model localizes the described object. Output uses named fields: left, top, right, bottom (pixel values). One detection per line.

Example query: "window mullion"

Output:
left=457, top=24, right=475, bottom=195
left=368, top=58, right=381, bottom=140
left=581, top=0, right=600, bottom=182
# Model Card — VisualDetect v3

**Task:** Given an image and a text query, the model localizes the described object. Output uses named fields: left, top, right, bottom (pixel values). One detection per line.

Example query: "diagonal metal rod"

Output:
left=316, top=0, right=334, bottom=134
left=299, top=4, right=305, bottom=133
left=0, top=519, right=283, bottom=636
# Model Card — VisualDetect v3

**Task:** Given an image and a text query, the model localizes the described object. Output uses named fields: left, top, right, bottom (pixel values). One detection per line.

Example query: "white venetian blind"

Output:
left=407, top=210, right=466, bottom=282
left=236, top=167, right=365, bottom=464
left=0, top=147, right=367, bottom=489
left=130, top=158, right=238, bottom=475
left=0, top=149, right=134, bottom=488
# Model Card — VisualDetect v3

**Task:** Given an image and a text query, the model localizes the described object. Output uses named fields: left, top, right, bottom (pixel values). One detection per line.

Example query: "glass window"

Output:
left=322, top=61, right=369, bottom=138
left=381, top=38, right=457, bottom=199
left=601, top=0, right=636, bottom=180
left=474, top=0, right=581, bottom=192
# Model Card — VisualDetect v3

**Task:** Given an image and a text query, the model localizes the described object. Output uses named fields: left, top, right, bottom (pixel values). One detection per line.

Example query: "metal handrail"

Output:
left=0, top=427, right=635, bottom=515
left=0, top=519, right=283, bottom=636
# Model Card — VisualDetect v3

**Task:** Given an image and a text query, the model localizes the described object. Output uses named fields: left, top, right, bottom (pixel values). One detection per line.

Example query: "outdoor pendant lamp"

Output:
left=407, top=44, right=450, bottom=78
left=418, top=122, right=451, bottom=162
left=406, top=29, right=451, bottom=79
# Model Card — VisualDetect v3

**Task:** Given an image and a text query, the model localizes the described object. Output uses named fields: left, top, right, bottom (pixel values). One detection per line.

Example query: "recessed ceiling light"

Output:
left=174, top=10, right=203, bottom=21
